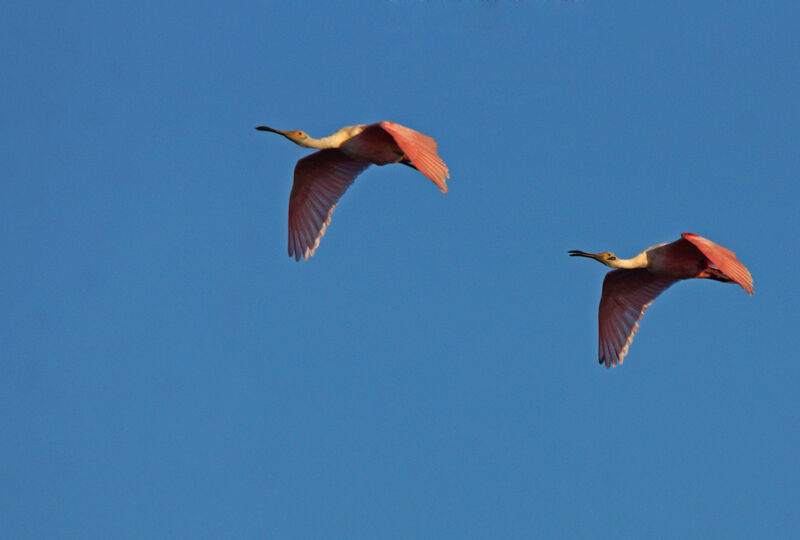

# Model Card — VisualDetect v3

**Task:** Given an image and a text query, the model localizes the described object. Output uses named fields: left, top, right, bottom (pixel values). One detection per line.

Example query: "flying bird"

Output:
left=256, top=121, right=450, bottom=261
left=569, top=233, right=753, bottom=368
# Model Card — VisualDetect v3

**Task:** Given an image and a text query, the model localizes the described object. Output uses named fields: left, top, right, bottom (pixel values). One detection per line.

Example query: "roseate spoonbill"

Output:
left=255, top=121, right=450, bottom=261
left=569, top=233, right=754, bottom=368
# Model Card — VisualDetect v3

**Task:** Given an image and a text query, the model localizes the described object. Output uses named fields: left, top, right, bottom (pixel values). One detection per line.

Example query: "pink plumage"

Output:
left=257, top=121, right=449, bottom=261
left=287, top=150, right=370, bottom=261
left=598, top=269, right=677, bottom=368
left=570, top=233, right=754, bottom=368
left=681, top=233, right=754, bottom=295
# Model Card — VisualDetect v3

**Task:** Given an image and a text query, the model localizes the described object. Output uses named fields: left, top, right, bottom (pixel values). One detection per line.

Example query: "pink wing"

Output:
left=598, top=269, right=678, bottom=368
left=378, top=121, right=450, bottom=193
left=288, top=149, right=371, bottom=261
left=681, top=233, right=754, bottom=295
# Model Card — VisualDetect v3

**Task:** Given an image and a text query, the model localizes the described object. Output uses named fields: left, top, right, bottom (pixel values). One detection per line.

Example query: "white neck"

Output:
left=298, top=136, right=337, bottom=149
left=608, top=251, right=648, bottom=269
left=299, top=126, right=365, bottom=149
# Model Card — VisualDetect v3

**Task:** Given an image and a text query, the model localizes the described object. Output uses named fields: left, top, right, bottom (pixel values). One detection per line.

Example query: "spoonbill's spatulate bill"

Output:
left=256, top=121, right=450, bottom=261
left=569, top=233, right=753, bottom=368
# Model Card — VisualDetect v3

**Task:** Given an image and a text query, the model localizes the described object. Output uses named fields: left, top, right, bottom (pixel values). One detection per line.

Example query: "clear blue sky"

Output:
left=2, top=2, right=799, bottom=538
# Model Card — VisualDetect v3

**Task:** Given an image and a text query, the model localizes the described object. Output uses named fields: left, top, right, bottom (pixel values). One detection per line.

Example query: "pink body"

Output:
left=644, top=238, right=711, bottom=278
left=340, top=124, right=406, bottom=165
left=271, top=121, right=449, bottom=261
left=573, top=233, right=754, bottom=368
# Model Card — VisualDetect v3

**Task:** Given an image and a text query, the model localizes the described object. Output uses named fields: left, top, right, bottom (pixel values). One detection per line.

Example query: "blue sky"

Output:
left=2, top=2, right=799, bottom=538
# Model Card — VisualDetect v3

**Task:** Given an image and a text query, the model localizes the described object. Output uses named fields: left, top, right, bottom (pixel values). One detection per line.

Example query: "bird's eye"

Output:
left=608, top=256, right=616, bottom=261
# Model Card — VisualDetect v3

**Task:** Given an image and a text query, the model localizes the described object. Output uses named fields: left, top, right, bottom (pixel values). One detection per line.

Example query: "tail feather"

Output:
left=399, top=158, right=419, bottom=170
left=702, top=267, right=736, bottom=284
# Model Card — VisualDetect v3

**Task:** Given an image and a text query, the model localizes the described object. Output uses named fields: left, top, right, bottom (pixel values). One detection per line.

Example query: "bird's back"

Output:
left=646, top=239, right=708, bottom=278
left=340, top=124, right=403, bottom=164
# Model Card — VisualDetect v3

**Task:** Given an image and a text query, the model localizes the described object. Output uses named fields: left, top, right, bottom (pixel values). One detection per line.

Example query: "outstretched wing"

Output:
left=378, top=121, right=450, bottom=193
left=288, top=149, right=371, bottom=261
left=681, top=233, right=754, bottom=295
left=598, top=269, right=678, bottom=368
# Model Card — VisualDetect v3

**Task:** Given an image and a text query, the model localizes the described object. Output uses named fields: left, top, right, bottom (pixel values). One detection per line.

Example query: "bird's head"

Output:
left=255, top=126, right=310, bottom=146
left=568, top=250, right=619, bottom=267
